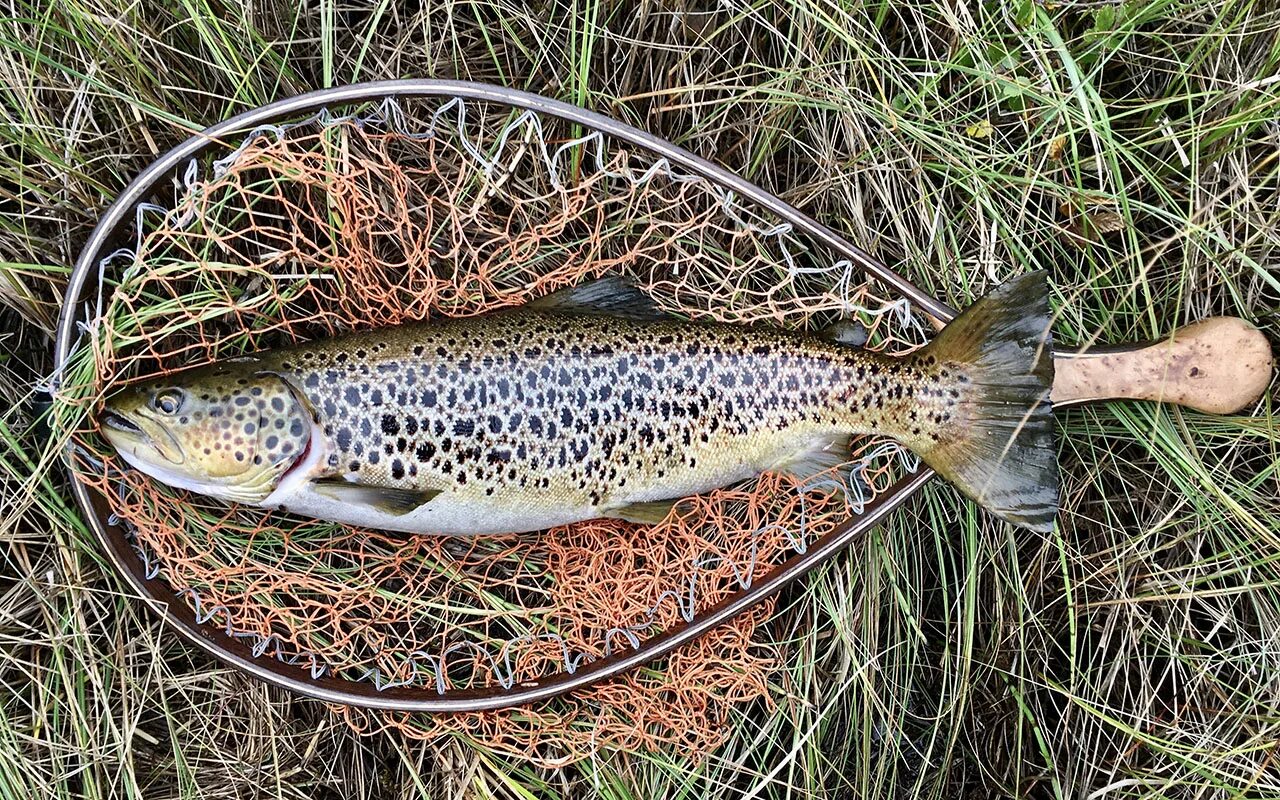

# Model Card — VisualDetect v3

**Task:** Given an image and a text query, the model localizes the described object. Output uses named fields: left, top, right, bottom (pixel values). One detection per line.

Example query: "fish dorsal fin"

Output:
left=527, top=276, right=666, bottom=321
left=311, top=480, right=441, bottom=516
left=604, top=498, right=680, bottom=525
left=819, top=319, right=869, bottom=347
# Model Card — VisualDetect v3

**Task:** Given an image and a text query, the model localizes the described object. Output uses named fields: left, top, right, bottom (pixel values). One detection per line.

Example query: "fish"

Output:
left=98, top=272, right=1058, bottom=535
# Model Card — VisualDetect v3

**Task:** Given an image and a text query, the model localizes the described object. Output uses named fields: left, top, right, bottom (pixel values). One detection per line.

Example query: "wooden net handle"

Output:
left=1052, top=317, right=1274, bottom=414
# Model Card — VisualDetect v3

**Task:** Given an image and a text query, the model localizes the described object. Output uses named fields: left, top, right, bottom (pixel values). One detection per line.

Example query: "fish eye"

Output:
left=151, top=388, right=185, bottom=415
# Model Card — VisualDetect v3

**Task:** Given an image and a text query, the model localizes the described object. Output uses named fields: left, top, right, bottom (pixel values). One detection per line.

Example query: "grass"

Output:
left=1, top=0, right=1278, bottom=798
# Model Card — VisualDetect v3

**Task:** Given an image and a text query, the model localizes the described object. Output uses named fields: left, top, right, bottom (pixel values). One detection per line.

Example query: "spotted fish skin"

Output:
left=255, top=310, right=953, bottom=530
left=101, top=274, right=1058, bottom=534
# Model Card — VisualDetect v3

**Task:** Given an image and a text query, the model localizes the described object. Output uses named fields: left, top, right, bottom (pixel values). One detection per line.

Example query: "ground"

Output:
left=1, top=1, right=1278, bottom=798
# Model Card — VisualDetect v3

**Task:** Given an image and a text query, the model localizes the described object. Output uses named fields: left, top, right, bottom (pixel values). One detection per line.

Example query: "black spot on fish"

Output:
left=336, top=428, right=352, bottom=450
left=265, top=435, right=278, bottom=449
left=416, top=442, right=435, bottom=462
left=290, top=419, right=304, bottom=437
left=244, top=422, right=255, bottom=434
left=391, top=459, right=404, bottom=479
left=453, top=419, right=474, bottom=437
left=381, top=415, right=400, bottom=435
left=486, top=449, right=511, bottom=465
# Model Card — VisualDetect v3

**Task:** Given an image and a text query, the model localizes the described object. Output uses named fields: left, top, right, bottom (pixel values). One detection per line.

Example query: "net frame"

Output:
left=51, top=81, right=956, bottom=762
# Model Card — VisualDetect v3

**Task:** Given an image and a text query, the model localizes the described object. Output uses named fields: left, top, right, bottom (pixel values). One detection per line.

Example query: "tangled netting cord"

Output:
left=61, top=96, right=925, bottom=764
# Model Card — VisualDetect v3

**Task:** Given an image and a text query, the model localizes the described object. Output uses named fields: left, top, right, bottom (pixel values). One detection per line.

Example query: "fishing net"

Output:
left=56, top=97, right=929, bottom=765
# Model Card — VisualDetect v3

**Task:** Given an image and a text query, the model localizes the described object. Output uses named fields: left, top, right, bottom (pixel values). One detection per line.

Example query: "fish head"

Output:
left=99, top=365, right=313, bottom=504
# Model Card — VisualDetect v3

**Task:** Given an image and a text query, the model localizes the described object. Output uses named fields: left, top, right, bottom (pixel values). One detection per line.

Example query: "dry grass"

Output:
left=1, top=0, right=1278, bottom=797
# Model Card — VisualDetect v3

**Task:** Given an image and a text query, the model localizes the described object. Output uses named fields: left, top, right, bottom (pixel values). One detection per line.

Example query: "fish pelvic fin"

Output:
left=605, top=498, right=681, bottom=525
left=911, top=271, right=1058, bottom=533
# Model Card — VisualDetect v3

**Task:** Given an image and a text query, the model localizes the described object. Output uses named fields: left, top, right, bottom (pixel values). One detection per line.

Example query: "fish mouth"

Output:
left=100, top=410, right=144, bottom=436
left=99, top=409, right=186, bottom=465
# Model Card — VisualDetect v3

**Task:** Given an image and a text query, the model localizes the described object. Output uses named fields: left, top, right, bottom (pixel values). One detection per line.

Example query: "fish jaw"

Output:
left=108, top=427, right=243, bottom=499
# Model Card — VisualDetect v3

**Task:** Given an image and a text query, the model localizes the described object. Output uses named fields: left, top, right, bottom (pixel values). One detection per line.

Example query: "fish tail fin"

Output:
left=912, top=271, right=1058, bottom=532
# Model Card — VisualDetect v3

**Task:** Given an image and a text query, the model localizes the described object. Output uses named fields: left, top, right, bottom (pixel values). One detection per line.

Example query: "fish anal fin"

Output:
left=772, top=433, right=855, bottom=479
left=605, top=498, right=680, bottom=525
left=311, top=480, right=441, bottom=516
left=771, top=434, right=871, bottom=501
left=528, top=276, right=666, bottom=321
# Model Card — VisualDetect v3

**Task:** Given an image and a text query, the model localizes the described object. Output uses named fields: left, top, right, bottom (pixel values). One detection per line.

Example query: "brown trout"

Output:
left=99, top=273, right=1058, bottom=534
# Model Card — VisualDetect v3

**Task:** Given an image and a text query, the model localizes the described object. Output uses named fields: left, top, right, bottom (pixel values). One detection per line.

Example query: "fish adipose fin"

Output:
left=819, top=319, right=869, bottom=347
left=311, top=480, right=442, bottom=516
left=914, top=271, right=1058, bottom=533
left=529, top=276, right=667, bottom=321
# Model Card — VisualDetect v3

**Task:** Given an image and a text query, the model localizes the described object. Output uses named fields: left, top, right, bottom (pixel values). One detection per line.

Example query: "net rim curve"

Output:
left=55, top=79, right=955, bottom=712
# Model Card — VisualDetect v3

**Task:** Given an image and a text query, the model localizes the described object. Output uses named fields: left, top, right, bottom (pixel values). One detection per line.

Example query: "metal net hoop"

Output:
left=60, top=96, right=925, bottom=764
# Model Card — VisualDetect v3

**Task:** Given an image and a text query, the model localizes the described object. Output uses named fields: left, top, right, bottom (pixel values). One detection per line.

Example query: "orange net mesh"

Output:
left=58, top=98, right=926, bottom=765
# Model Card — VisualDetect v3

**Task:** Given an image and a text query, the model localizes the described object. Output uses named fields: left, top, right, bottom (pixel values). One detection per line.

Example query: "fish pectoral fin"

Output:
left=527, top=276, right=666, bottom=321
left=310, top=480, right=442, bottom=516
left=604, top=498, right=680, bottom=525
left=819, top=319, right=869, bottom=347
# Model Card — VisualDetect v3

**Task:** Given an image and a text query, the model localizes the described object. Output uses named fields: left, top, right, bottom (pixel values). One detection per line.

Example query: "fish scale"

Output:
left=263, top=311, right=941, bottom=520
